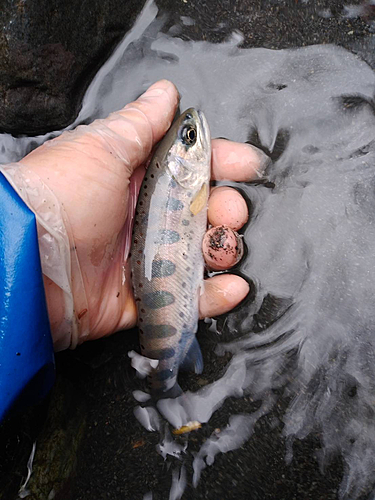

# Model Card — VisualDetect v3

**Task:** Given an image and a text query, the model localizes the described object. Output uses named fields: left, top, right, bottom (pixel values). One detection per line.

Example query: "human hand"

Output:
left=11, top=80, right=268, bottom=350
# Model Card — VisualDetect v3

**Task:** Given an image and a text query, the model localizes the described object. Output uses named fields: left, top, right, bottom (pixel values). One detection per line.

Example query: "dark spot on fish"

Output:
left=155, top=369, right=174, bottom=381
left=135, top=298, right=141, bottom=302
left=134, top=239, right=138, bottom=244
left=137, top=260, right=141, bottom=265
left=182, top=282, right=186, bottom=288
left=138, top=250, right=142, bottom=254
left=135, top=221, right=139, bottom=226
left=144, top=193, right=148, bottom=197
left=129, top=253, right=132, bottom=258
left=186, top=267, right=190, bottom=272
left=144, top=177, right=148, bottom=181
left=139, top=318, right=143, bottom=323
left=139, top=201, right=143, bottom=206
left=182, top=253, right=188, bottom=260
left=179, top=312, right=184, bottom=318
left=183, top=295, right=188, bottom=299
left=156, top=162, right=160, bottom=169
left=141, top=308, right=145, bottom=313
left=139, top=283, right=143, bottom=288
left=152, top=259, right=176, bottom=278
left=155, top=229, right=180, bottom=245
left=136, top=211, right=139, bottom=216
left=148, top=348, right=176, bottom=359
left=182, top=219, right=190, bottom=226
left=166, top=198, right=184, bottom=211
left=143, top=324, right=177, bottom=339
left=143, top=291, right=175, bottom=309
left=151, top=174, right=154, bottom=178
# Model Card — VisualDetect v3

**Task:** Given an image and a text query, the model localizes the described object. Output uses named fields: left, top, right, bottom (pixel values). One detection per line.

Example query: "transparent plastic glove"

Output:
left=0, top=80, right=265, bottom=351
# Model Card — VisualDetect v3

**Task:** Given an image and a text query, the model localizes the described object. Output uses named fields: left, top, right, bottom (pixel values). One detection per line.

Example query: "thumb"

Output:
left=90, top=79, right=179, bottom=175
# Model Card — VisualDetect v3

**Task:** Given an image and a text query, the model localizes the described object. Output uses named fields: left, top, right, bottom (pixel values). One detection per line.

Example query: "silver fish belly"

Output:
left=131, top=108, right=211, bottom=397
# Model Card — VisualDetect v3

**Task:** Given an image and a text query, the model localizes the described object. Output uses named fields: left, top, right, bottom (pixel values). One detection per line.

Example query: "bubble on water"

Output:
left=134, top=405, right=161, bottom=432
left=156, top=427, right=187, bottom=460
left=128, top=350, right=159, bottom=378
left=168, top=466, right=186, bottom=500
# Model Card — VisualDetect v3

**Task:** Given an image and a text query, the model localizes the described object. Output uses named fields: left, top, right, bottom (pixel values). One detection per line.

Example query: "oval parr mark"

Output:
left=166, top=197, right=184, bottom=211
left=154, top=229, right=180, bottom=245
left=143, top=290, right=175, bottom=309
left=143, top=324, right=177, bottom=339
left=147, top=347, right=176, bottom=360
left=152, top=259, right=176, bottom=278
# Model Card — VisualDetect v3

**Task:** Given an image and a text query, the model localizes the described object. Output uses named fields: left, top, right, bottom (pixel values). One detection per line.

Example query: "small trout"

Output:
left=131, top=108, right=211, bottom=398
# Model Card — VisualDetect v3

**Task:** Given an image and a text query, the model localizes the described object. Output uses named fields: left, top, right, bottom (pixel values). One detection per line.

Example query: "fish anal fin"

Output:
left=180, top=338, right=203, bottom=374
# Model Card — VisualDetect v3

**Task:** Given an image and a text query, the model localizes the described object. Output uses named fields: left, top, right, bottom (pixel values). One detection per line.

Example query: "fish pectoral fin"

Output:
left=190, top=183, right=208, bottom=215
left=180, top=338, right=204, bottom=374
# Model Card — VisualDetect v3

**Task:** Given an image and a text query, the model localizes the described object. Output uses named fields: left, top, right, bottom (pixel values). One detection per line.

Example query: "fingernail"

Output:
left=246, top=143, right=271, bottom=177
left=140, top=79, right=178, bottom=103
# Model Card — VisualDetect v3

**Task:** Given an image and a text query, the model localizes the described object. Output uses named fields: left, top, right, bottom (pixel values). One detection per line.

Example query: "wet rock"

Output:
left=0, top=0, right=371, bottom=136
left=156, top=0, right=371, bottom=51
left=0, top=0, right=145, bottom=135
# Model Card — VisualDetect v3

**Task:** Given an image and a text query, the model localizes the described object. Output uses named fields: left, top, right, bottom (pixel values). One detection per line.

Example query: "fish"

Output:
left=131, top=108, right=211, bottom=398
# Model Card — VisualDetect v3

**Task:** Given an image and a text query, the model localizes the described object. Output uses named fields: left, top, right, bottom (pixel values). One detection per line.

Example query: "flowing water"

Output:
left=3, top=1, right=375, bottom=498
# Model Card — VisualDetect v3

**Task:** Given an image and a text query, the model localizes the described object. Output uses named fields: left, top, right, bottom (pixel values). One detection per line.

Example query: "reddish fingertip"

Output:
left=203, top=225, right=244, bottom=271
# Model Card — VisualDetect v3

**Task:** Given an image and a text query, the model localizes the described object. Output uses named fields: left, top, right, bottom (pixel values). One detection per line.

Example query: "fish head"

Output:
left=166, top=108, right=211, bottom=193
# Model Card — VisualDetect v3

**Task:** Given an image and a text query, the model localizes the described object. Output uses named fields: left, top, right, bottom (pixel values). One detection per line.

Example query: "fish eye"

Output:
left=181, top=125, right=197, bottom=146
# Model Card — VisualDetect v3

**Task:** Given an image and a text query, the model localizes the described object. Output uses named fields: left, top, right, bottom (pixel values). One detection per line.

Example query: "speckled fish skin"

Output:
left=131, top=108, right=211, bottom=398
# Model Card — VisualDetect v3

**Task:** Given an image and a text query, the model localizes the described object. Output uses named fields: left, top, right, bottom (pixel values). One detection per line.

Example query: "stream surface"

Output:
left=3, top=1, right=375, bottom=499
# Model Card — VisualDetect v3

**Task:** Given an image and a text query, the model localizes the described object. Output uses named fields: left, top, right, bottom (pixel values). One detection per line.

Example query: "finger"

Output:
left=208, top=186, right=248, bottom=231
left=211, top=139, right=270, bottom=181
left=202, top=225, right=244, bottom=270
left=79, top=80, right=179, bottom=174
left=199, top=274, right=249, bottom=318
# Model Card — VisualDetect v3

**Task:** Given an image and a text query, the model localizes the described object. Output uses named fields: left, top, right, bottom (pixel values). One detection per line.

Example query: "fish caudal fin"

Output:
left=180, top=338, right=203, bottom=374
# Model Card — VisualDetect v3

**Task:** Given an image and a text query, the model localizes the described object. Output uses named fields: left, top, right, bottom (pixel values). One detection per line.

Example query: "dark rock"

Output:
left=0, top=0, right=145, bottom=135
left=0, top=0, right=371, bottom=135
